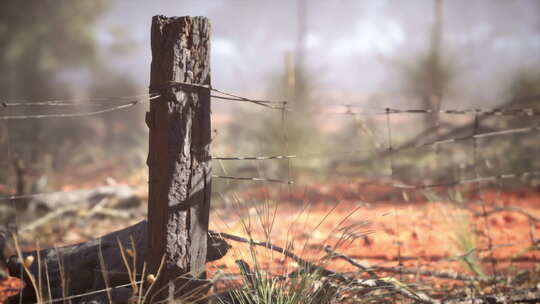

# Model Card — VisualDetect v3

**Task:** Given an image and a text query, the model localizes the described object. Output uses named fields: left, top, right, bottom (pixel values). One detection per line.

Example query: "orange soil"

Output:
left=0, top=277, right=24, bottom=304
left=2, top=178, right=539, bottom=299
left=209, top=180, right=540, bottom=283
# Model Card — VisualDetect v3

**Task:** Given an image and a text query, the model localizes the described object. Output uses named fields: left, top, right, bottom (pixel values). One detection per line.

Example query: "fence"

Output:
left=2, top=75, right=540, bottom=297
left=1, top=15, right=540, bottom=303
left=3, top=91, right=539, bottom=188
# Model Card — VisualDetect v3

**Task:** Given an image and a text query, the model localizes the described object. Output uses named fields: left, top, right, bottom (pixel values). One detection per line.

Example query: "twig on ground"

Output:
left=19, top=205, right=78, bottom=233
left=326, top=244, right=510, bottom=284
left=212, top=231, right=438, bottom=304
left=323, top=245, right=379, bottom=279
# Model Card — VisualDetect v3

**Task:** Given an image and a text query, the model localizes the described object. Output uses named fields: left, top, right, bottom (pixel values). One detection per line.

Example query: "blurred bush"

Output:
left=0, top=0, right=145, bottom=194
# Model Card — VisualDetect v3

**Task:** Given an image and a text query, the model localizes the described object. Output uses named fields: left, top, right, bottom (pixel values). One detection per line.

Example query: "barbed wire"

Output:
left=0, top=93, right=158, bottom=107
left=0, top=95, right=159, bottom=120
left=3, top=169, right=536, bottom=203
left=313, top=106, right=540, bottom=116
left=1, top=86, right=539, bottom=117
left=384, top=108, right=540, bottom=116
left=178, top=86, right=540, bottom=116
left=210, top=87, right=286, bottom=109
left=407, top=124, right=540, bottom=148
left=213, top=175, right=293, bottom=184
left=213, top=154, right=298, bottom=161
left=210, top=94, right=286, bottom=109
left=1, top=86, right=539, bottom=188
left=0, top=175, right=294, bottom=201
left=386, top=170, right=540, bottom=189
left=0, top=188, right=102, bottom=201
left=212, top=123, right=540, bottom=162
left=154, top=80, right=286, bottom=109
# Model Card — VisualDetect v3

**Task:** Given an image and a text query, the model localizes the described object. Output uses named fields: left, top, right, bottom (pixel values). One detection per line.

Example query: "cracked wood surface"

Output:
left=6, top=221, right=230, bottom=303
left=147, top=15, right=212, bottom=299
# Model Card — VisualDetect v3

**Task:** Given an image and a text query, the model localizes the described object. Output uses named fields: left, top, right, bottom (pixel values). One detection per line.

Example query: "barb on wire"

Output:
left=213, top=174, right=293, bottom=184
left=0, top=95, right=158, bottom=120
left=0, top=93, right=158, bottom=107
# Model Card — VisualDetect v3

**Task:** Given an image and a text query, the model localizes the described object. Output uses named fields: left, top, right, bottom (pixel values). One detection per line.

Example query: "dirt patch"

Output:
left=209, top=180, right=540, bottom=284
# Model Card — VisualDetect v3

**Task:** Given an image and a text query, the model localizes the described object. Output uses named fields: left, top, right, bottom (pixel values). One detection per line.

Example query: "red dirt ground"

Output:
left=208, top=180, right=540, bottom=285
left=1, top=177, right=539, bottom=299
left=0, top=277, right=24, bottom=304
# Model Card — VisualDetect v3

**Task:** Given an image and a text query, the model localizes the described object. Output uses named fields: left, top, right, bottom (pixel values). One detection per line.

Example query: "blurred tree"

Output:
left=504, top=68, right=540, bottom=109
left=0, top=0, right=109, bottom=99
left=260, top=0, right=329, bottom=181
left=483, top=65, right=540, bottom=174
left=0, top=0, right=110, bottom=193
left=400, top=0, right=450, bottom=131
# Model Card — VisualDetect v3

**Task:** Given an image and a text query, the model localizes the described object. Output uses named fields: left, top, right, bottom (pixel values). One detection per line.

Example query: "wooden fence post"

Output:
left=146, top=15, right=211, bottom=301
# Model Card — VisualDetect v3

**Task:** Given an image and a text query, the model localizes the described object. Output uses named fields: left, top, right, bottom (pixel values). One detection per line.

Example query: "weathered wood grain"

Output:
left=6, top=221, right=230, bottom=303
left=147, top=15, right=212, bottom=300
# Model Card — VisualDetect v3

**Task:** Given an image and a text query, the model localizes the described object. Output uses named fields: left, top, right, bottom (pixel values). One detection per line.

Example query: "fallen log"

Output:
left=6, top=220, right=231, bottom=303
left=28, top=185, right=141, bottom=211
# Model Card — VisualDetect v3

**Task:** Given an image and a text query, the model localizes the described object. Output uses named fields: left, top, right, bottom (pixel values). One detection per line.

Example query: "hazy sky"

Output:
left=94, top=0, right=540, bottom=107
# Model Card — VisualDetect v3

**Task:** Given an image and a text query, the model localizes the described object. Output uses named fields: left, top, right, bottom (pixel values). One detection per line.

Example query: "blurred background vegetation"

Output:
left=0, top=0, right=145, bottom=196
left=0, top=0, right=539, bottom=198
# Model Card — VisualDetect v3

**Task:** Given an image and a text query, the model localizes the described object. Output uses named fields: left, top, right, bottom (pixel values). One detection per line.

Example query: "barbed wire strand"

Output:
left=210, top=87, right=285, bottom=105
left=0, top=187, right=115, bottom=201
left=210, top=95, right=286, bottom=110
left=327, top=106, right=540, bottom=116
left=298, top=107, right=540, bottom=117
left=213, top=174, right=294, bottom=184
left=0, top=95, right=159, bottom=120
left=388, top=170, right=540, bottom=189
left=2, top=169, right=537, bottom=203
left=1, top=93, right=158, bottom=107
left=213, top=154, right=298, bottom=161
left=384, top=107, right=540, bottom=116
left=2, top=86, right=540, bottom=116
left=199, top=88, right=540, bottom=116
left=2, top=86, right=539, bottom=115
left=213, top=123, right=540, bottom=162
left=164, top=80, right=286, bottom=109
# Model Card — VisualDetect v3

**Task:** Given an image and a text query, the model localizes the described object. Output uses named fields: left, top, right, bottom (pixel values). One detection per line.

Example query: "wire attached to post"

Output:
left=0, top=95, right=159, bottom=120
